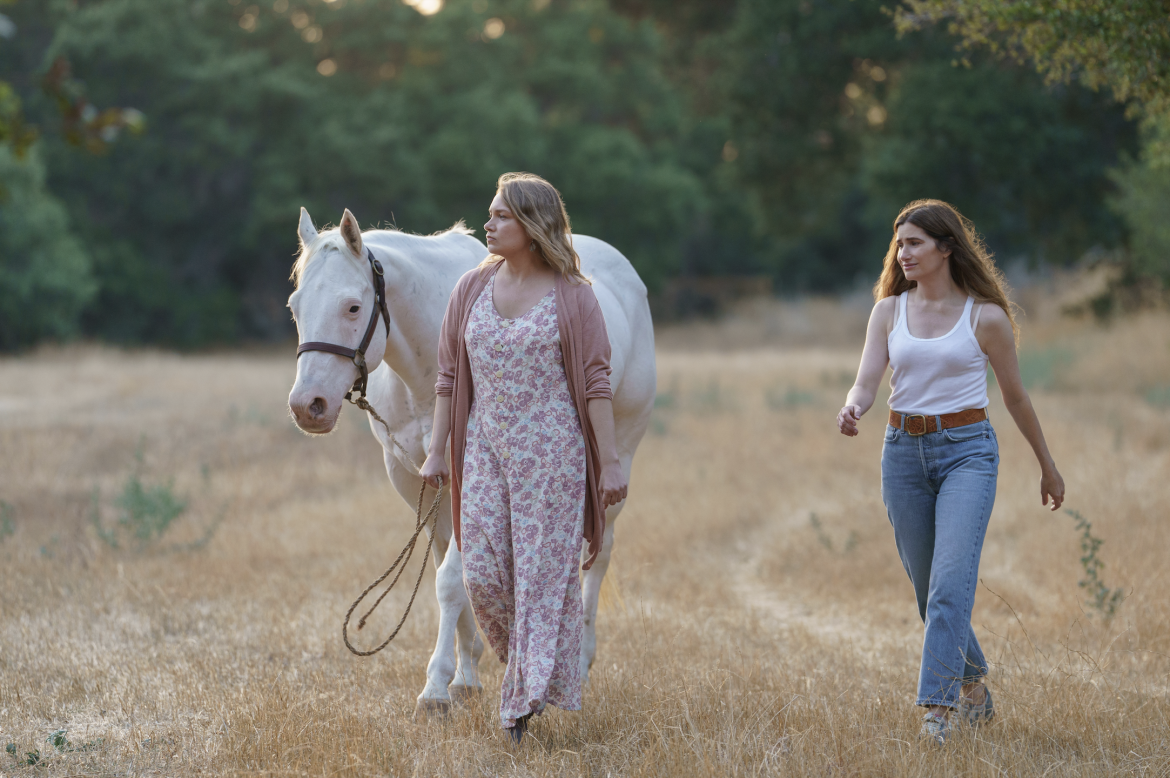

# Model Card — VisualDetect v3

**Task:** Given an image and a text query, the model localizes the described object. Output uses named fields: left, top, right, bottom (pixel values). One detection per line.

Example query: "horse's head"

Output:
left=287, top=207, right=386, bottom=434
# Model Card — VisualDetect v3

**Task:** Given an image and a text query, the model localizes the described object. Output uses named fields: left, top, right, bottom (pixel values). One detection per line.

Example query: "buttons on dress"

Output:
left=496, top=394, right=504, bottom=403
left=499, top=422, right=507, bottom=429
left=501, top=451, right=510, bottom=459
left=495, top=370, right=503, bottom=378
left=495, top=343, right=504, bottom=351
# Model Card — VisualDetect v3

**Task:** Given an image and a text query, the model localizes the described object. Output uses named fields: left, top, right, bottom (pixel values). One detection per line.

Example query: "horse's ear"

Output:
left=298, top=207, right=318, bottom=248
left=340, top=209, right=363, bottom=257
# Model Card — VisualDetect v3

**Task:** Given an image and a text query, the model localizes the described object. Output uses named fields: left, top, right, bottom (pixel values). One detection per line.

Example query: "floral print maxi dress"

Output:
left=460, top=275, right=587, bottom=729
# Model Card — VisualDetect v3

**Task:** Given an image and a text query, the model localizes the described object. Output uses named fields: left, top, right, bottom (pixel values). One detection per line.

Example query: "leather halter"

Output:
left=296, top=247, right=391, bottom=403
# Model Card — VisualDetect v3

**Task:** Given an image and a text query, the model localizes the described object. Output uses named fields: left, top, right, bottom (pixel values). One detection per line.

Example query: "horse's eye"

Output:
left=349, top=305, right=360, bottom=313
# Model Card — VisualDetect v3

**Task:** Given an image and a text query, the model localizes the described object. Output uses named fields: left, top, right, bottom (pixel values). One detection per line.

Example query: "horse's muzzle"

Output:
left=289, top=392, right=337, bottom=433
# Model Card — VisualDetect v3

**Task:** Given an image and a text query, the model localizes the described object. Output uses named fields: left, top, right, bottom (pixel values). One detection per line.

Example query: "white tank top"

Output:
left=887, top=291, right=989, bottom=416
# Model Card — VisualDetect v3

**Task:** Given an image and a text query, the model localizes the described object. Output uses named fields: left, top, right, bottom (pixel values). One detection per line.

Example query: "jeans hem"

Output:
left=916, top=699, right=958, bottom=709
left=916, top=672, right=987, bottom=709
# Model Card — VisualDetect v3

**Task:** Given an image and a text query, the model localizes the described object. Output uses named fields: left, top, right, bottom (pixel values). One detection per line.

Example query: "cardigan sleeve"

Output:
left=579, top=288, right=613, bottom=401
left=435, top=271, right=473, bottom=397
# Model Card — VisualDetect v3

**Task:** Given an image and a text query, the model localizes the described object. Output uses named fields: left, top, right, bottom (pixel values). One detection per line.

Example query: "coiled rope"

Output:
left=341, top=396, right=445, bottom=657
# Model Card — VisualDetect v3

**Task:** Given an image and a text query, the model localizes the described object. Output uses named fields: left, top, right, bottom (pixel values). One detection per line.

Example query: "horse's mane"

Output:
left=290, top=220, right=473, bottom=288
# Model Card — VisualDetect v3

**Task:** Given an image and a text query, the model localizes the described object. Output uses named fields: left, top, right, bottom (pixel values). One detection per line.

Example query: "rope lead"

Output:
left=341, top=396, right=444, bottom=657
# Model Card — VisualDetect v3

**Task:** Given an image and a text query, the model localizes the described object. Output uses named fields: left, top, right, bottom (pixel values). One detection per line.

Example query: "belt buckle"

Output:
left=905, top=414, right=928, bottom=436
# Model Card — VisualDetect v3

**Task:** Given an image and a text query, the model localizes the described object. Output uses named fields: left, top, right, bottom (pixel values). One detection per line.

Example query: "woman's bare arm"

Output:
left=587, top=397, right=627, bottom=508
left=419, top=395, right=452, bottom=490
left=977, top=305, right=1065, bottom=510
left=838, top=297, right=896, bottom=437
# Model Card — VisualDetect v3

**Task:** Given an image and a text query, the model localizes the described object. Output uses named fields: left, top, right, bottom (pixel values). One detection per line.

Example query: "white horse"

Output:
left=287, top=208, right=656, bottom=717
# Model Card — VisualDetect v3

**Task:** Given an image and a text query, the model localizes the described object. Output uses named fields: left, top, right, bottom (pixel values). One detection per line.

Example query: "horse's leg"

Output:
left=580, top=513, right=617, bottom=684
left=580, top=448, right=638, bottom=683
left=444, top=545, right=485, bottom=705
left=411, top=459, right=482, bottom=704
left=418, top=494, right=482, bottom=706
left=378, top=447, right=458, bottom=720
left=580, top=498, right=622, bottom=685
left=411, top=545, right=482, bottom=712
left=405, top=486, right=467, bottom=721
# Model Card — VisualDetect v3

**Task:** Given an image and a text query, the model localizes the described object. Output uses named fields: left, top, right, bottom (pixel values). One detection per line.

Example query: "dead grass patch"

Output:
left=1, top=296, right=1168, bottom=776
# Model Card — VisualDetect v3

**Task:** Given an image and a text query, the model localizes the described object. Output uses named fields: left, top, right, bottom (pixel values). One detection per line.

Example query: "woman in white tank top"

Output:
left=835, top=199, right=1065, bottom=746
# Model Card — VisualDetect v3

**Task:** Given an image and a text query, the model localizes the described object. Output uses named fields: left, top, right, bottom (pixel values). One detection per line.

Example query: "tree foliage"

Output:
left=15, top=0, right=704, bottom=344
left=705, top=0, right=907, bottom=287
left=895, top=0, right=1170, bottom=108
left=894, top=0, right=1170, bottom=282
left=1111, top=116, right=1170, bottom=281
left=1, top=1, right=38, bottom=162
left=0, top=0, right=1150, bottom=346
left=0, top=82, right=37, bottom=158
left=895, top=0, right=1170, bottom=166
left=861, top=60, right=1130, bottom=264
left=0, top=145, right=95, bottom=350
left=695, top=0, right=1132, bottom=288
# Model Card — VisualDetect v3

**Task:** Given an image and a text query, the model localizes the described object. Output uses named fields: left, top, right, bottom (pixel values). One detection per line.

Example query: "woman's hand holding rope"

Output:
left=420, top=452, right=450, bottom=491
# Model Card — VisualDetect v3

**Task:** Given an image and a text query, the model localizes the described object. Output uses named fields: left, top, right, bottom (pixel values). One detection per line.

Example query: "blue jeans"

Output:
left=881, top=417, right=998, bottom=708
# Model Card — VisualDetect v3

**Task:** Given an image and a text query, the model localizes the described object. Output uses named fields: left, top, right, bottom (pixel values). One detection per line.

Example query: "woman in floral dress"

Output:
left=420, top=173, right=627, bottom=745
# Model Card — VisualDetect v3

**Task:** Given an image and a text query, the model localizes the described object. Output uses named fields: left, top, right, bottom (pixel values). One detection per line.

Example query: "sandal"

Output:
left=959, top=685, right=994, bottom=727
left=919, top=711, right=952, bottom=745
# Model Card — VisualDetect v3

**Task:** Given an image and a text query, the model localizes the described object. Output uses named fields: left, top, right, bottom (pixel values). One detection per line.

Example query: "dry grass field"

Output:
left=2, top=280, right=1170, bottom=776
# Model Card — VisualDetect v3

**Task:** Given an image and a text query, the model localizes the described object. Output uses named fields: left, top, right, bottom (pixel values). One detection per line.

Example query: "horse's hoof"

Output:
left=413, top=698, right=451, bottom=722
left=448, top=685, right=483, bottom=706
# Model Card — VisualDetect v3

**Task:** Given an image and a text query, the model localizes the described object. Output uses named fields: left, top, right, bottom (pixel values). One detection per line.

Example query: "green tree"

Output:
left=1, top=1, right=94, bottom=349
left=1110, top=116, right=1170, bottom=282
left=0, top=82, right=37, bottom=159
left=0, top=0, right=145, bottom=349
left=0, top=0, right=1149, bottom=348
left=0, top=145, right=95, bottom=349
left=680, top=0, right=1132, bottom=288
left=706, top=0, right=908, bottom=288
left=0, top=1, right=33, bottom=157
left=24, top=0, right=702, bottom=345
left=861, top=60, right=1130, bottom=263
left=895, top=0, right=1170, bottom=281
left=894, top=1, right=1170, bottom=125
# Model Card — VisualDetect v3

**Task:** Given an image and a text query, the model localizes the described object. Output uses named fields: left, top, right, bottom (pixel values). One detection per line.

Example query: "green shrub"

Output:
left=91, top=445, right=189, bottom=550
left=113, top=473, right=187, bottom=543
left=1066, top=509, right=1125, bottom=618
left=1145, top=385, right=1170, bottom=407
left=0, top=501, right=13, bottom=542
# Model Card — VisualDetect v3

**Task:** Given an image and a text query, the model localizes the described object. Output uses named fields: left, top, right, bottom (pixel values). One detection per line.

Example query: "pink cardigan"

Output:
left=435, top=262, right=613, bottom=568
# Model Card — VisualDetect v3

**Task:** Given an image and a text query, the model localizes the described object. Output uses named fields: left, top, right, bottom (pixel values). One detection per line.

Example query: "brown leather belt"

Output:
left=889, top=408, right=987, bottom=436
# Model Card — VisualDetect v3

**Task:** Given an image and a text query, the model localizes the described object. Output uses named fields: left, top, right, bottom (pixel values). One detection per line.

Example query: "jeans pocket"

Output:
left=943, top=422, right=990, bottom=443
left=884, top=424, right=901, bottom=443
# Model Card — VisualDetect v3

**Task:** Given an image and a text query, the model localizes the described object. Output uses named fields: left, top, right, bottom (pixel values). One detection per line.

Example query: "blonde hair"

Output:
left=480, top=172, right=589, bottom=285
left=874, top=199, right=1018, bottom=343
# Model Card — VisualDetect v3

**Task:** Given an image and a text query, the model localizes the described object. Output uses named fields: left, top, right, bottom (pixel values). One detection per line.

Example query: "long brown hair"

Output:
left=874, top=199, right=1018, bottom=342
left=479, top=172, right=590, bottom=285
